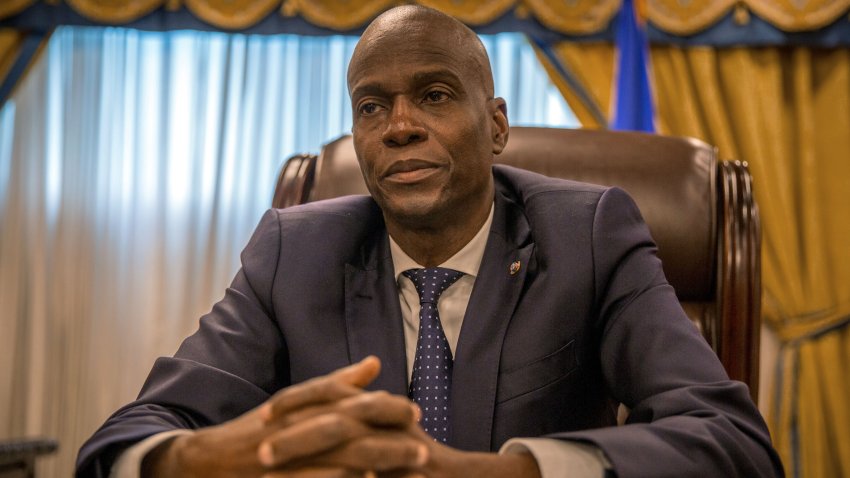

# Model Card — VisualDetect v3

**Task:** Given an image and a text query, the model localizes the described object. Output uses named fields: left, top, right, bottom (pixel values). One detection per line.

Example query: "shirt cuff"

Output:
left=110, top=430, right=192, bottom=478
left=499, top=437, right=612, bottom=478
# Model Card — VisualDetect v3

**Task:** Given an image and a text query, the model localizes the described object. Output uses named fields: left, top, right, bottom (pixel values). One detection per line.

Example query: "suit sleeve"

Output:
left=548, top=187, right=784, bottom=477
left=75, top=209, right=289, bottom=478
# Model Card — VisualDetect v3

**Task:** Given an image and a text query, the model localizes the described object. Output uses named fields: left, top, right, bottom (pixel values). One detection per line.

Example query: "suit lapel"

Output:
left=451, top=190, right=534, bottom=451
left=344, top=232, right=409, bottom=396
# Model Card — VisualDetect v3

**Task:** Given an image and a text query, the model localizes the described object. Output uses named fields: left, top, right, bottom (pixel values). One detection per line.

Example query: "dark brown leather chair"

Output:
left=273, top=127, right=761, bottom=400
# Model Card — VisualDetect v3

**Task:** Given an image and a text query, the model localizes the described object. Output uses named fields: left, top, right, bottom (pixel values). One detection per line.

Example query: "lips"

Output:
left=382, top=159, right=443, bottom=183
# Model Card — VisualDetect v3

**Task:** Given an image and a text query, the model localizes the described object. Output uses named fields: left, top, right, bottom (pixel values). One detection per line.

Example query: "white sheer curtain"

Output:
left=0, top=26, right=576, bottom=476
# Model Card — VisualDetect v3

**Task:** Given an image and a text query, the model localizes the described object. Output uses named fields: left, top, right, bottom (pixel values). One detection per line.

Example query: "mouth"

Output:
left=382, top=159, right=443, bottom=184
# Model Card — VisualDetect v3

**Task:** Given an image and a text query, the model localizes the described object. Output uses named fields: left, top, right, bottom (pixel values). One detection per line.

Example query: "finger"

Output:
left=284, top=391, right=418, bottom=429
left=259, top=412, right=373, bottom=467
left=262, top=381, right=362, bottom=423
left=261, top=466, right=365, bottom=478
left=311, top=433, right=429, bottom=472
left=331, top=355, right=381, bottom=388
left=262, top=357, right=381, bottom=422
left=337, top=391, right=417, bottom=428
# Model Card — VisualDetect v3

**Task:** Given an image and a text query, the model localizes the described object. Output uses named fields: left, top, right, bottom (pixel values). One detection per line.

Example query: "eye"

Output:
left=423, top=90, right=449, bottom=103
left=358, top=103, right=381, bottom=115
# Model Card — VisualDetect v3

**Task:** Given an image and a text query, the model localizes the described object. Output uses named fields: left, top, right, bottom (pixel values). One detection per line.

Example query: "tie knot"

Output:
left=403, top=267, right=464, bottom=305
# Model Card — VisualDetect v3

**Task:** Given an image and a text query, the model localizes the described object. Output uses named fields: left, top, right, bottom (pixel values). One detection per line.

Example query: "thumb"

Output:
left=329, top=355, right=381, bottom=388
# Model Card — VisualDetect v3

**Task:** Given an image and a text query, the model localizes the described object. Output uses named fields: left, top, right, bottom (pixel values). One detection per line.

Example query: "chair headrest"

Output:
left=310, top=127, right=717, bottom=300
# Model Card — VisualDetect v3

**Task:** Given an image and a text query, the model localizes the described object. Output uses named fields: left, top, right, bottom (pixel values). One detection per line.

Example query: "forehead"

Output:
left=347, top=24, right=483, bottom=94
left=350, top=48, right=465, bottom=90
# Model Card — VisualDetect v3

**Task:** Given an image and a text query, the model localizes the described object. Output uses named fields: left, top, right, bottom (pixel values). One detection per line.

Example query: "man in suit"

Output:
left=77, top=5, right=783, bottom=477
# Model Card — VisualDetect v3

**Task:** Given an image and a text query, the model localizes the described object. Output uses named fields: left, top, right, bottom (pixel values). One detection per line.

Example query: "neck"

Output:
left=387, top=196, right=492, bottom=267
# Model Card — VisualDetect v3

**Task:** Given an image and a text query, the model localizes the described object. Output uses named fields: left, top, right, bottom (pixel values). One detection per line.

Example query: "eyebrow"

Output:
left=411, top=68, right=463, bottom=87
left=350, top=67, right=465, bottom=100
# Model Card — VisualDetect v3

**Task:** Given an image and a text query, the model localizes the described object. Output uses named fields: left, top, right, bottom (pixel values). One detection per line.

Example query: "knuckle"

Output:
left=317, top=413, right=349, bottom=441
left=323, top=380, right=351, bottom=401
left=313, top=379, right=334, bottom=398
left=370, top=390, right=390, bottom=401
left=354, top=392, right=386, bottom=413
left=356, top=436, right=418, bottom=468
left=404, top=442, right=423, bottom=462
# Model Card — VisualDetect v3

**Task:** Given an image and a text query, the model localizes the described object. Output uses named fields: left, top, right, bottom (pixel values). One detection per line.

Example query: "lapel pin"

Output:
left=509, top=260, right=521, bottom=275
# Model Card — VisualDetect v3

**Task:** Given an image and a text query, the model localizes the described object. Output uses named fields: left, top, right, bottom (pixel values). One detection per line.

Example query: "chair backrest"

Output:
left=273, top=127, right=761, bottom=399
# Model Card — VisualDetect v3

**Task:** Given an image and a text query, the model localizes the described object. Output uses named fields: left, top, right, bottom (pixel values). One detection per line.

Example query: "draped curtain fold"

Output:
left=0, top=29, right=24, bottom=81
left=531, top=41, right=613, bottom=129
left=0, top=0, right=35, bottom=20
left=0, top=29, right=51, bottom=107
left=4, top=0, right=850, bottom=35
left=0, top=28, right=36, bottom=101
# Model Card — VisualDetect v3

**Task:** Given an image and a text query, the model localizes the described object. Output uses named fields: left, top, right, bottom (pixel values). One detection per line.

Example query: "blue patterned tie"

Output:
left=403, top=267, right=464, bottom=443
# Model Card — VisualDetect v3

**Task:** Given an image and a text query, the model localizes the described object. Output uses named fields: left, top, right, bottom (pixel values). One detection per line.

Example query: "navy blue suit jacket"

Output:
left=77, top=165, right=782, bottom=477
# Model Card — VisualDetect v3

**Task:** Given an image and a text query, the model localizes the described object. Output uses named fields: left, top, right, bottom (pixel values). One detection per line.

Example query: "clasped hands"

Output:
left=142, top=356, right=539, bottom=478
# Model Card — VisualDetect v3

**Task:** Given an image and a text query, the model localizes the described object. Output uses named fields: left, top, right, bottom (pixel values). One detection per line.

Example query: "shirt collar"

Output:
left=389, top=203, right=494, bottom=280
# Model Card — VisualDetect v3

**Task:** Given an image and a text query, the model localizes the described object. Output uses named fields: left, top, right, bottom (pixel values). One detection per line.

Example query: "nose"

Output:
left=381, top=98, right=427, bottom=147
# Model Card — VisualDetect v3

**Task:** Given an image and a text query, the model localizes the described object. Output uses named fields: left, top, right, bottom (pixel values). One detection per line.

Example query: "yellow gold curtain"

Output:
left=7, top=0, right=850, bottom=33
left=532, top=41, right=613, bottom=128
left=0, top=29, right=50, bottom=106
left=654, top=45, right=850, bottom=477
left=0, top=28, right=25, bottom=88
left=0, top=0, right=36, bottom=20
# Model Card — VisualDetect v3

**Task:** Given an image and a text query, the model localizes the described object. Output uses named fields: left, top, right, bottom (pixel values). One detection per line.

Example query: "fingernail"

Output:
left=415, top=444, right=428, bottom=466
left=411, top=404, right=422, bottom=422
left=258, top=442, right=274, bottom=466
left=364, top=472, right=377, bottom=478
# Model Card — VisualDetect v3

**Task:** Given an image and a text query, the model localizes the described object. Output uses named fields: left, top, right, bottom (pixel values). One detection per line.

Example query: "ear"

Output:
left=490, top=97, right=509, bottom=155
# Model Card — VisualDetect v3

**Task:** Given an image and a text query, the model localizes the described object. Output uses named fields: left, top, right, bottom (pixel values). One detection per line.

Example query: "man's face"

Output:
left=348, top=24, right=508, bottom=231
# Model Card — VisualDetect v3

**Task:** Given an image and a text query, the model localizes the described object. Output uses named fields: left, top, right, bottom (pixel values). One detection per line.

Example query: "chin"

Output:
left=382, top=197, right=446, bottom=228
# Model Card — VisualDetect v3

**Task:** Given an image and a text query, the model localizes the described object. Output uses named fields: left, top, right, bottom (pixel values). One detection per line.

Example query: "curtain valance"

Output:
left=2, top=0, right=849, bottom=35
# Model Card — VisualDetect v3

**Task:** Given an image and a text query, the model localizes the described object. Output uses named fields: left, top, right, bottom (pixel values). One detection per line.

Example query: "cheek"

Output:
left=353, top=143, right=376, bottom=183
left=455, top=109, right=492, bottom=148
left=360, top=162, right=379, bottom=189
left=452, top=120, right=494, bottom=169
left=454, top=131, right=494, bottom=184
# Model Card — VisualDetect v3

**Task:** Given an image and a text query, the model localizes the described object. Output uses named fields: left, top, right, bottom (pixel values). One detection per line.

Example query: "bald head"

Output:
left=348, top=5, right=495, bottom=97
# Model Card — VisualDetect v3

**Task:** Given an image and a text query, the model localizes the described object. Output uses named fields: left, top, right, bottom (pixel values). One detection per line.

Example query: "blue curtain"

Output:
left=610, top=0, right=655, bottom=132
